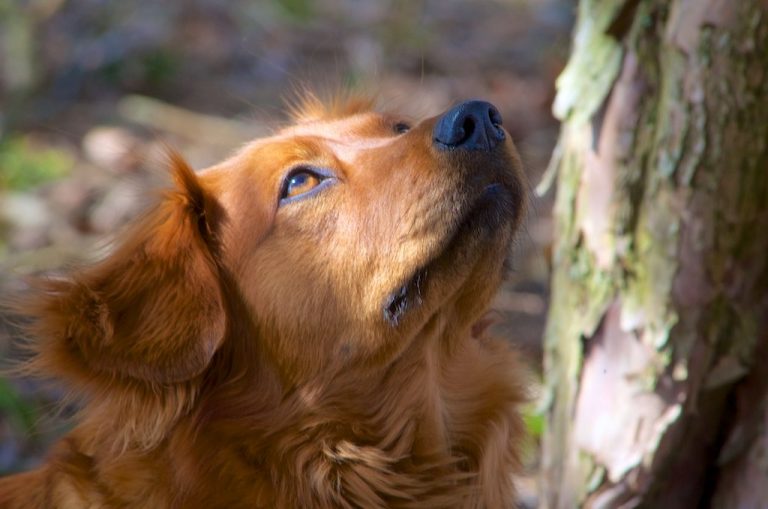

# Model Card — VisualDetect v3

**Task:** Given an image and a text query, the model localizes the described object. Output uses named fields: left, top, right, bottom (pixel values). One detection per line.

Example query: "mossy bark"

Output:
left=541, top=1, right=768, bottom=507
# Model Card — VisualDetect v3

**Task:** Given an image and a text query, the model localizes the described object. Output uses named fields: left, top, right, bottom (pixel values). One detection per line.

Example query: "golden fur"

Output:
left=0, top=96, right=528, bottom=508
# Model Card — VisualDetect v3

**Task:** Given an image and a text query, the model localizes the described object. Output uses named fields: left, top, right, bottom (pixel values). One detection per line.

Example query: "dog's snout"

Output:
left=433, top=100, right=505, bottom=152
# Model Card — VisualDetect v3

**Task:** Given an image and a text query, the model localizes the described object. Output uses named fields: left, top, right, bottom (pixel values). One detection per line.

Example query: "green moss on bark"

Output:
left=543, top=1, right=768, bottom=507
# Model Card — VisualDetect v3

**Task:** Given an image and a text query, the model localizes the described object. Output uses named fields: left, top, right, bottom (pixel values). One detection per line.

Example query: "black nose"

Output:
left=433, top=100, right=505, bottom=151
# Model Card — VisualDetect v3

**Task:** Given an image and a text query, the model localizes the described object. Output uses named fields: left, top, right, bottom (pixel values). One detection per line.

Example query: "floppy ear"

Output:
left=30, top=153, right=225, bottom=384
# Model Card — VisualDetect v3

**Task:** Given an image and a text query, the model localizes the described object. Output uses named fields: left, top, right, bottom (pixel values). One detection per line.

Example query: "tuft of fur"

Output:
left=285, top=87, right=377, bottom=123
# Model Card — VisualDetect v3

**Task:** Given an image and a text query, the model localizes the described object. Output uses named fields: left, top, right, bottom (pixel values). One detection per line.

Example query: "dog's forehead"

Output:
left=268, top=112, right=399, bottom=163
left=284, top=111, right=385, bottom=137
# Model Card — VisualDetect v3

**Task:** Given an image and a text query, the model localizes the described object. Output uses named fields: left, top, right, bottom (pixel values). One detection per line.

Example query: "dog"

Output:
left=0, top=95, right=528, bottom=508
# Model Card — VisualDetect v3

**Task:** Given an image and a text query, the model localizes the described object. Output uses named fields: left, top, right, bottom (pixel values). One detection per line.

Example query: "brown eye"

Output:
left=279, top=167, right=337, bottom=205
left=284, top=172, right=320, bottom=198
left=394, top=122, right=411, bottom=134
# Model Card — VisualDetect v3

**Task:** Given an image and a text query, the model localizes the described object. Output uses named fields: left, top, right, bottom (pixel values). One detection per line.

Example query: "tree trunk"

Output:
left=541, top=1, right=768, bottom=507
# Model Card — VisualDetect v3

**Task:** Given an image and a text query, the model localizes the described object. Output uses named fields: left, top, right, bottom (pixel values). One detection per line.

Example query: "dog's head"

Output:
left=25, top=96, right=526, bottom=390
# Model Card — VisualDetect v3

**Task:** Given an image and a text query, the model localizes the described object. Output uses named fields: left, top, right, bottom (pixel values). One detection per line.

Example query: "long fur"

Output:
left=0, top=96, right=528, bottom=509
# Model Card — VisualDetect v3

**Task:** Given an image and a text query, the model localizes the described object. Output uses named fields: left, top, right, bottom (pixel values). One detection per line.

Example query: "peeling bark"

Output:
left=542, top=1, right=768, bottom=507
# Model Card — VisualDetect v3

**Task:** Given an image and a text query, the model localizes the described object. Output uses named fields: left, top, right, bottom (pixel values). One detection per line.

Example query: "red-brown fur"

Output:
left=0, top=95, right=528, bottom=508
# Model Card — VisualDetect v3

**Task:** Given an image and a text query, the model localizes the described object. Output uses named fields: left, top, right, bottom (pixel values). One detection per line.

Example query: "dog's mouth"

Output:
left=383, top=182, right=513, bottom=327
left=383, top=268, right=428, bottom=326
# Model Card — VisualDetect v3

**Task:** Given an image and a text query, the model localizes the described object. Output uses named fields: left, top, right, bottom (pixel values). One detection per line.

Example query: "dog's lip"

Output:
left=383, top=268, right=427, bottom=326
left=383, top=182, right=511, bottom=327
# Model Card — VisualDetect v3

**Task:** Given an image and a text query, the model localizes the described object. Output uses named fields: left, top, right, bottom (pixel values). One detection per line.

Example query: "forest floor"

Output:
left=0, top=1, right=573, bottom=503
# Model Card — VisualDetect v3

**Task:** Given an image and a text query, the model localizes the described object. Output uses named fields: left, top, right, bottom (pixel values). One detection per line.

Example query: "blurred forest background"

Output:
left=0, top=0, right=573, bottom=503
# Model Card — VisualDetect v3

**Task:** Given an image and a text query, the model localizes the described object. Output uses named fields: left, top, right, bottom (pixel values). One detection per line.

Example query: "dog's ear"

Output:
left=29, top=153, right=225, bottom=385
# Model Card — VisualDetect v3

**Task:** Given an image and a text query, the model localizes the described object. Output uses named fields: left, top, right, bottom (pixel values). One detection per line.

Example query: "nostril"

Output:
left=433, top=100, right=504, bottom=151
left=461, top=117, right=476, bottom=142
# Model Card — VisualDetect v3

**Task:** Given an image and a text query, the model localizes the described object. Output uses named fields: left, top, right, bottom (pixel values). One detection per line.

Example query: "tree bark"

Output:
left=541, top=1, right=768, bottom=507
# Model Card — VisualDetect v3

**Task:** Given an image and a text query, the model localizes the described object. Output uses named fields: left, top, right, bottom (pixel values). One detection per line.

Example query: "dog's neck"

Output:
left=163, top=321, right=486, bottom=503
left=66, top=312, right=521, bottom=506
left=198, top=315, right=460, bottom=437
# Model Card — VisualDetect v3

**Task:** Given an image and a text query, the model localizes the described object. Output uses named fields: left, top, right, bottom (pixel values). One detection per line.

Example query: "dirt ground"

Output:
left=0, top=1, right=573, bottom=501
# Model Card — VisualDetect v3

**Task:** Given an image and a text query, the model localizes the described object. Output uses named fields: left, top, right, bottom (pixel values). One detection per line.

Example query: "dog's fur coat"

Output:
left=0, top=96, right=527, bottom=508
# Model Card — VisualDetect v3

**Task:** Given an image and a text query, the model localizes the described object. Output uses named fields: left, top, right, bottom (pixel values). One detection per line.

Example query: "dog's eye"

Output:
left=393, top=122, right=411, bottom=134
left=284, top=172, right=321, bottom=198
left=279, top=167, right=335, bottom=205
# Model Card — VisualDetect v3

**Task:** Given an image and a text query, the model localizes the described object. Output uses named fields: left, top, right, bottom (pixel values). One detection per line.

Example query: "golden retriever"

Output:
left=0, top=95, right=528, bottom=508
